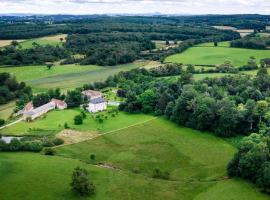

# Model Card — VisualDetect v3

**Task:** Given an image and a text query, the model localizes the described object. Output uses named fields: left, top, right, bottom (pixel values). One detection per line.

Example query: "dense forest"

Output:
left=0, top=72, right=32, bottom=105
left=0, top=15, right=269, bottom=39
left=0, top=45, right=69, bottom=66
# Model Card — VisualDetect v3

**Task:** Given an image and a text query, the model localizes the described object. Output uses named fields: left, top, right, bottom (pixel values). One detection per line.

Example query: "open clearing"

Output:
left=0, top=63, right=140, bottom=93
left=165, top=41, right=270, bottom=67
left=19, top=34, right=67, bottom=49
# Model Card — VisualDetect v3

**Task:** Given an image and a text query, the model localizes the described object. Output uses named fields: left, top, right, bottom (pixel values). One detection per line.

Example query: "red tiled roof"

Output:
left=24, top=102, right=33, bottom=112
left=51, top=99, right=67, bottom=107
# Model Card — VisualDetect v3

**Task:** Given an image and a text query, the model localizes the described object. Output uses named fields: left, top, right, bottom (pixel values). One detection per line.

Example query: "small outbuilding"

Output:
left=51, top=99, right=67, bottom=110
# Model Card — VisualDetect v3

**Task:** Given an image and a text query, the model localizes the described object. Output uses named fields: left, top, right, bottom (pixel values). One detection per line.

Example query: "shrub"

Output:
left=52, top=138, right=64, bottom=146
left=74, top=115, right=83, bottom=125
left=22, top=141, right=43, bottom=152
left=64, top=122, right=69, bottom=129
left=42, top=138, right=54, bottom=147
left=8, top=138, right=22, bottom=151
left=152, top=168, right=170, bottom=180
left=43, top=147, right=55, bottom=156
left=0, top=119, right=5, bottom=126
left=0, top=139, right=7, bottom=151
left=71, top=167, right=96, bottom=197
left=90, top=154, right=95, bottom=161
left=81, top=111, right=86, bottom=119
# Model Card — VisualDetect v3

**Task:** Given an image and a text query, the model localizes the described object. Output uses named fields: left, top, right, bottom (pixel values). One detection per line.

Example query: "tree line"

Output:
left=231, top=36, right=270, bottom=50
left=0, top=72, right=32, bottom=105
left=1, top=15, right=269, bottom=39
left=228, top=133, right=270, bottom=194
left=0, top=45, right=69, bottom=66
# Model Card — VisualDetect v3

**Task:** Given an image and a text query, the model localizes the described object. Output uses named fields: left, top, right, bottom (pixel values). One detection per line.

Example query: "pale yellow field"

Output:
left=42, top=34, right=67, bottom=42
left=0, top=101, right=15, bottom=120
left=213, top=26, right=237, bottom=31
left=0, top=40, right=25, bottom=48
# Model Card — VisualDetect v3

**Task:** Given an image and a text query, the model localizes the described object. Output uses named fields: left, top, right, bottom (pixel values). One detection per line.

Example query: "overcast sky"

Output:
left=0, top=0, right=270, bottom=15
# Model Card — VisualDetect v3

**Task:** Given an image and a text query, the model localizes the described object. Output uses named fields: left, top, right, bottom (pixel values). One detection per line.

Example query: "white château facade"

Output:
left=82, top=90, right=107, bottom=113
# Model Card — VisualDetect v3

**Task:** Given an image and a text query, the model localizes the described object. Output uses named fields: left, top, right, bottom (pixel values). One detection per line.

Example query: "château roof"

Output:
left=90, top=97, right=106, bottom=104
left=82, top=90, right=103, bottom=100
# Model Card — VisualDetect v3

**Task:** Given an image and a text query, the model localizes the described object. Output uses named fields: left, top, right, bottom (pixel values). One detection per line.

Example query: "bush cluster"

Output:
left=0, top=137, right=64, bottom=152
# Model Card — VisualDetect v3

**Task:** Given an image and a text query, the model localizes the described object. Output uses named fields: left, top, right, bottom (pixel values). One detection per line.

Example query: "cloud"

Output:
left=0, top=0, right=269, bottom=14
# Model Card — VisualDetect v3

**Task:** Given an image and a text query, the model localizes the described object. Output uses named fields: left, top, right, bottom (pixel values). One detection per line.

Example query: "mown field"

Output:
left=165, top=41, right=270, bottom=67
left=0, top=117, right=268, bottom=200
left=0, top=63, right=140, bottom=93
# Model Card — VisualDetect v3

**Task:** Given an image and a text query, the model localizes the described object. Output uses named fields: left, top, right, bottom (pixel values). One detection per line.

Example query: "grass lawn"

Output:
left=0, top=63, right=139, bottom=93
left=194, top=179, right=268, bottom=200
left=165, top=42, right=270, bottom=67
left=19, top=34, right=67, bottom=49
left=0, top=109, right=154, bottom=136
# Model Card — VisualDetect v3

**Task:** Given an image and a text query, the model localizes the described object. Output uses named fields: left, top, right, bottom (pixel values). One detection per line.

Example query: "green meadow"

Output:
left=161, top=73, right=232, bottom=84
left=0, top=101, right=15, bottom=120
left=165, top=41, right=270, bottom=67
left=18, top=34, right=67, bottom=49
left=0, top=109, right=154, bottom=136
left=0, top=152, right=184, bottom=200
left=0, top=117, right=268, bottom=200
left=0, top=63, right=139, bottom=93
